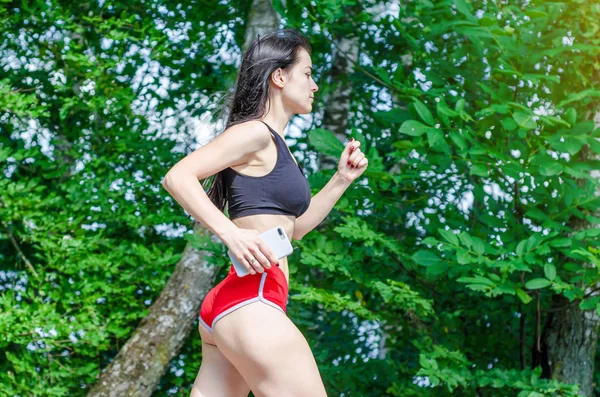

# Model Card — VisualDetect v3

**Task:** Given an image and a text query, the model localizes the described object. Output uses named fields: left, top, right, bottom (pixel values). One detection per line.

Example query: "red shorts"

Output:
left=199, top=264, right=289, bottom=333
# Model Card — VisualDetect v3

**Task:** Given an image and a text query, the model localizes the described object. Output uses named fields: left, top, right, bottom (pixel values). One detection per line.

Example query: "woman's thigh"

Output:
left=190, top=324, right=250, bottom=397
left=213, top=301, right=328, bottom=397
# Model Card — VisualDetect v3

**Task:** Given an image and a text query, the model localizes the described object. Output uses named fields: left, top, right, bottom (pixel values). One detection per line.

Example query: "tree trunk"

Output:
left=538, top=291, right=600, bottom=396
left=87, top=227, right=219, bottom=396
left=86, top=1, right=281, bottom=395
left=318, top=33, right=359, bottom=171
left=537, top=112, right=600, bottom=396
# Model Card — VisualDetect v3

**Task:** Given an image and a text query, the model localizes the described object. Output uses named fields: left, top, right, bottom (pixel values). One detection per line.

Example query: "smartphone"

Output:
left=227, top=226, right=293, bottom=277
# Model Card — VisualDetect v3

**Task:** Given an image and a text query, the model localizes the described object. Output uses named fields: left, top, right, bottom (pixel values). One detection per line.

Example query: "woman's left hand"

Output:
left=337, top=138, right=368, bottom=183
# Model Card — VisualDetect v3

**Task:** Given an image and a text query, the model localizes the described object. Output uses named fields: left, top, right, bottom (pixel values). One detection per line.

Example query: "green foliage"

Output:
left=2, top=0, right=600, bottom=395
left=0, top=0, right=243, bottom=395
left=293, top=0, right=600, bottom=395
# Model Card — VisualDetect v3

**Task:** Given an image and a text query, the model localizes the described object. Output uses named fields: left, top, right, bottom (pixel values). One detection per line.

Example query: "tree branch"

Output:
left=2, top=219, right=39, bottom=279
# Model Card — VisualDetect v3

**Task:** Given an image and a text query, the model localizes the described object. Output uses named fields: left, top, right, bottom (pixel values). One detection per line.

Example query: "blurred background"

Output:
left=1, top=0, right=600, bottom=396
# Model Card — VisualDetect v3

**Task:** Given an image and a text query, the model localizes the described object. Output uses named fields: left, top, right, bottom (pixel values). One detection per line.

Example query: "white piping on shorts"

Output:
left=199, top=272, right=285, bottom=334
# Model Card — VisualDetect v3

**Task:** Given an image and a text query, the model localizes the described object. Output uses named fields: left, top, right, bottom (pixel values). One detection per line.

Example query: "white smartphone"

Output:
left=227, top=226, right=293, bottom=277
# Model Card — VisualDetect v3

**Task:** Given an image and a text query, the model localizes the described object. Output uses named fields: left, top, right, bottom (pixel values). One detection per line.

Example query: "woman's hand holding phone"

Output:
left=222, top=227, right=279, bottom=275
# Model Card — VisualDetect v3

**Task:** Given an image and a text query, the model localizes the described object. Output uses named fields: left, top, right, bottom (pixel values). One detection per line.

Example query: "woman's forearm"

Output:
left=162, top=172, right=237, bottom=243
left=293, top=171, right=352, bottom=240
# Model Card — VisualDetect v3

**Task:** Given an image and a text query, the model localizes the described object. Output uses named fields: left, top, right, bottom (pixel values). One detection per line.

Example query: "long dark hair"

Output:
left=201, top=29, right=312, bottom=215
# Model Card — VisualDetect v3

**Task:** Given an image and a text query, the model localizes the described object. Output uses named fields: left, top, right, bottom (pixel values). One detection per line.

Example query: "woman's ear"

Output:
left=270, top=67, right=286, bottom=89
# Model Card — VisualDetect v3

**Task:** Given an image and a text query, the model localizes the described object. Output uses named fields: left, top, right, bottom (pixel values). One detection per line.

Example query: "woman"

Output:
left=162, top=29, right=368, bottom=397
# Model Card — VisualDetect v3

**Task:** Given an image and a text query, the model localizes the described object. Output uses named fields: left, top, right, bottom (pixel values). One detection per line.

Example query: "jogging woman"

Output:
left=162, top=29, right=368, bottom=397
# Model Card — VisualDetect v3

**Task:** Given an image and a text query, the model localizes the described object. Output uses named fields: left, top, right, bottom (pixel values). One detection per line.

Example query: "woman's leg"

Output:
left=213, top=301, right=328, bottom=397
left=190, top=323, right=250, bottom=397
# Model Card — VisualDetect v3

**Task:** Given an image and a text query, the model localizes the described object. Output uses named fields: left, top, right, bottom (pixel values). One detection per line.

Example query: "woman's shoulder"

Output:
left=221, top=119, right=273, bottom=148
left=227, top=119, right=272, bottom=136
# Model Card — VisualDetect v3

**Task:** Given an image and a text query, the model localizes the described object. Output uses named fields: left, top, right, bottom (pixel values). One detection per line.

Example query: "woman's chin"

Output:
left=292, top=102, right=313, bottom=115
left=295, top=109, right=310, bottom=115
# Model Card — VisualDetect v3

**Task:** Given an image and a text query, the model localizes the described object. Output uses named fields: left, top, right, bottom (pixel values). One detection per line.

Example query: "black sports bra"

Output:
left=222, top=121, right=311, bottom=220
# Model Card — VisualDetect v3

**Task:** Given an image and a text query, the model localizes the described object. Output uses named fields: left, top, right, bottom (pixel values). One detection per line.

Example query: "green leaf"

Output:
left=437, top=105, right=451, bottom=127
left=512, top=112, right=537, bottom=130
left=412, top=250, right=443, bottom=266
left=587, top=137, right=600, bottom=155
left=392, top=140, right=413, bottom=150
left=437, top=102, right=459, bottom=118
left=373, top=66, right=393, bottom=86
left=449, top=131, right=467, bottom=150
left=524, top=208, right=547, bottom=221
left=540, top=115, right=571, bottom=128
left=476, top=82, right=498, bottom=98
left=539, top=162, right=563, bottom=176
left=478, top=16, right=496, bottom=26
left=374, top=108, right=409, bottom=125
left=574, top=228, right=600, bottom=239
left=457, top=276, right=495, bottom=286
left=526, top=234, right=543, bottom=252
left=586, top=215, right=600, bottom=224
left=494, top=284, right=516, bottom=295
left=548, top=238, right=571, bottom=247
left=579, top=296, right=600, bottom=310
left=453, top=0, right=476, bottom=21
left=426, top=129, right=445, bottom=148
left=308, top=128, right=345, bottom=157
left=544, top=264, right=556, bottom=281
left=400, top=120, right=433, bottom=136
left=470, top=164, right=488, bottom=177
left=517, top=288, right=533, bottom=304
left=422, top=237, right=439, bottom=245
left=502, top=117, right=519, bottom=131
left=563, top=136, right=584, bottom=155
left=427, top=261, right=449, bottom=275
left=571, top=121, right=595, bottom=134
left=471, top=238, right=485, bottom=255
left=564, top=289, right=577, bottom=301
left=564, top=108, right=577, bottom=125
left=526, top=10, right=548, bottom=18
left=455, top=98, right=466, bottom=113
left=439, top=229, right=459, bottom=245
left=525, top=278, right=552, bottom=289
left=457, top=233, right=473, bottom=249
left=456, top=250, right=472, bottom=264
left=465, top=284, right=491, bottom=292
left=556, top=88, right=600, bottom=108
left=413, top=99, right=436, bottom=126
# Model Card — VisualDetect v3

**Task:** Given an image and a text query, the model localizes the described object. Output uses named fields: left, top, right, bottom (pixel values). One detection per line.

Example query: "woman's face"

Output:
left=276, top=48, right=319, bottom=114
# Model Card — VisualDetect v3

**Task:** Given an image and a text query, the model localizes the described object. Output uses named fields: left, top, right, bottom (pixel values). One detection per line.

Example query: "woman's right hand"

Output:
left=222, top=227, right=279, bottom=274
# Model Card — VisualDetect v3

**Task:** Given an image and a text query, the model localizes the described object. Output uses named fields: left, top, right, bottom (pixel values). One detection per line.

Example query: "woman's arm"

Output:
left=292, top=137, right=369, bottom=240
left=162, top=173, right=238, bottom=242
left=292, top=171, right=351, bottom=240
left=161, top=120, right=272, bottom=244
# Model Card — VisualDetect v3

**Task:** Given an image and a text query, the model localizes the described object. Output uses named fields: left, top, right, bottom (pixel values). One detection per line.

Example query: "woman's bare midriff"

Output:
left=231, top=214, right=296, bottom=285
left=226, top=128, right=301, bottom=285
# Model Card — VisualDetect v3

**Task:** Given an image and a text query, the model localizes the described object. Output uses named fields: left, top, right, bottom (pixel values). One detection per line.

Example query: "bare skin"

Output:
left=190, top=129, right=327, bottom=397
left=163, top=47, right=368, bottom=397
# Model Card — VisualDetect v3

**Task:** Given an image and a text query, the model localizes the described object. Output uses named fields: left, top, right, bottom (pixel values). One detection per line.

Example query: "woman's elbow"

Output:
left=162, top=170, right=188, bottom=188
left=162, top=173, right=175, bottom=190
left=161, top=172, right=184, bottom=194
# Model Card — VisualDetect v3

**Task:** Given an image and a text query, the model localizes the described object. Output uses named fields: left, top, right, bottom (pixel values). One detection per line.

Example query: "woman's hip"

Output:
left=199, top=264, right=289, bottom=333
